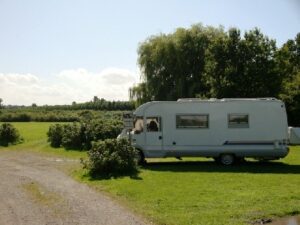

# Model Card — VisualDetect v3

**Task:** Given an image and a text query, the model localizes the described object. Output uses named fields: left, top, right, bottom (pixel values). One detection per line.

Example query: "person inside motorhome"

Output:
left=148, top=120, right=158, bottom=131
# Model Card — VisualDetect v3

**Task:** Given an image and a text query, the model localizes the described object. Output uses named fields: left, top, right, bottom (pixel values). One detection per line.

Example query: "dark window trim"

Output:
left=176, top=114, right=209, bottom=129
left=228, top=113, right=249, bottom=128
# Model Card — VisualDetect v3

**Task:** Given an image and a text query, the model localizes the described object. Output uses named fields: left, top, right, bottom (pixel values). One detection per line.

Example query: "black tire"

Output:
left=213, top=157, right=220, bottom=163
left=136, top=150, right=146, bottom=165
left=220, top=154, right=235, bottom=165
left=236, top=157, right=246, bottom=164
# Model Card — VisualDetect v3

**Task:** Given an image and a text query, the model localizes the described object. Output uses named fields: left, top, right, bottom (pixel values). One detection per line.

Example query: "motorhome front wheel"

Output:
left=220, top=154, right=235, bottom=165
left=136, top=150, right=146, bottom=165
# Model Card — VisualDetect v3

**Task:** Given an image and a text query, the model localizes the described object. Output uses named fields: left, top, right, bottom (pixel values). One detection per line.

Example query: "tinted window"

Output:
left=228, top=114, right=249, bottom=128
left=176, top=115, right=209, bottom=128
left=146, top=117, right=161, bottom=132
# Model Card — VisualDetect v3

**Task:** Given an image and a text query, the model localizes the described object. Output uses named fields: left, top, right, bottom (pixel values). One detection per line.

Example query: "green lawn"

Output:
left=0, top=122, right=86, bottom=159
left=1, top=122, right=300, bottom=225
left=75, top=147, right=300, bottom=225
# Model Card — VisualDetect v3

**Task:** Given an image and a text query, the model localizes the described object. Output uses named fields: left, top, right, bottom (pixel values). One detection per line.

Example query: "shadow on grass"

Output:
left=81, top=169, right=142, bottom=181
left=142, top=160, right=300, bottom=174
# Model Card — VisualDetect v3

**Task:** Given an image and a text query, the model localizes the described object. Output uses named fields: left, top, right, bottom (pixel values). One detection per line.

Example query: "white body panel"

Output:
left=131, top=98, right=289, bottom=159
left=288, top=127, right=300, bottom=145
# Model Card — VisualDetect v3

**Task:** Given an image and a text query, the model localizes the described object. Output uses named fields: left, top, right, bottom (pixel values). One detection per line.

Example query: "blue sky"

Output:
left=0, top=0, right=299, bottom=105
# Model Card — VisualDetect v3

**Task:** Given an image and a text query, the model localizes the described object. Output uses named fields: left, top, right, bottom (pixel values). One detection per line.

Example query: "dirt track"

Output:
left=0, top=151, right=148, bottom=225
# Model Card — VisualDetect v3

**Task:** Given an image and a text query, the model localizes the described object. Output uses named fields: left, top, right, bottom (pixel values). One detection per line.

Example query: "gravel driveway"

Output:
left=0, top=151, right=148, bottom=225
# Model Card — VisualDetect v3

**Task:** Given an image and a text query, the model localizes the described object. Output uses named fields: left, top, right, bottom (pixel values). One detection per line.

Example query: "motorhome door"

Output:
left=145, top=117, right=163, bottom=150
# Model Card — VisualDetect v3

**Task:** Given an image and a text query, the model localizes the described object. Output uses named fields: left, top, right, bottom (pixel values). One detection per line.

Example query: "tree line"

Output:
left=130, top=24, right=300, bottom=126
left=0, top=97, right=135, bottom=111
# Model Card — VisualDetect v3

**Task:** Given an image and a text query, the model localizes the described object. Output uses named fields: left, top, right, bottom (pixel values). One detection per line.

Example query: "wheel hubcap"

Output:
left=221, top=155, right=234, bottom=165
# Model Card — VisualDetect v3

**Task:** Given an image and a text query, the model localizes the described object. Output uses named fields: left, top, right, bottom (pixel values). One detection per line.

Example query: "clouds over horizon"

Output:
left=0, top=68, right=138, bottom=105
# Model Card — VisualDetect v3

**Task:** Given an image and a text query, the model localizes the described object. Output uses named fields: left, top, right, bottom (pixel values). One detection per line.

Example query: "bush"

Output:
left=47, top=124, right=64, bottom=147
left=83, top=138, right=138, bottom=176
left=16, top=113, right=31, bottom=122
left=0, top=123, right=22, bottom=146
left=47, top=119, right=123, bottom=150
left=61, top=123, right=84, bottom=150
left=82, top=119, right=123, bottom=149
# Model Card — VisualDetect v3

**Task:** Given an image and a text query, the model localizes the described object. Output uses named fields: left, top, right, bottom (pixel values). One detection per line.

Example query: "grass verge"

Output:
left=1, top=122, right=299, bottom=225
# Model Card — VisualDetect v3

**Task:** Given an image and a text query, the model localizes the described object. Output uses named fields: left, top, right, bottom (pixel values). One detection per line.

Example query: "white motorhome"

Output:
left=121, top=98, right=290, bottom=165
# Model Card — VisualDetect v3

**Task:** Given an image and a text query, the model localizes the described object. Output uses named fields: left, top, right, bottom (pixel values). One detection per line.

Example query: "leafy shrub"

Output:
left=47, top=124, right=64, bottom=147
left=61, top=123, right=84, bottom=150
left=82, top=119, right=123, bottom=149
left=83, top=138, right=138, bottom=176
left=17, top=113, right=31, bottom=122
left=0, top=123, right=22, bottom=146
left=47, top=119, right=123, bottom=150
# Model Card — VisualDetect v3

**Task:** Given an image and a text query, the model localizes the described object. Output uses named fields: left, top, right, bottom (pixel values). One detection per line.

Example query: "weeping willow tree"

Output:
left=129, top=82, right=150, bottom=107
left=131, top=24, right=223, bottom=103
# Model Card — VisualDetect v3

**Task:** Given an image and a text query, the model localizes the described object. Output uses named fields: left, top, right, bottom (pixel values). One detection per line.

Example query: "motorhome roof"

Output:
left=133, top=98, right=282, bottom=116
left=177, top=98, right=278, bottom=102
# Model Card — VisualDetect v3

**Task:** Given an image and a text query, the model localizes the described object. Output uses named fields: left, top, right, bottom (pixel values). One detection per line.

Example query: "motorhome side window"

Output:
left=133, top=117, right=144, bottom=134
left=228, top=114, right=249, bottom=128
left=176, top=114, right=209, bottom=129
left=146, top=117, right=161, bottom=132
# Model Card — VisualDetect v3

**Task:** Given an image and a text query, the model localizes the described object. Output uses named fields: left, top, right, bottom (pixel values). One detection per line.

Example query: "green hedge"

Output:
left=47, top=119, right=123, bottom=150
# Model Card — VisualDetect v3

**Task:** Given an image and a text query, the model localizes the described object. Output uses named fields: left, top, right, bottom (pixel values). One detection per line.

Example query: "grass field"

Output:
left=1, top=122, right=300, bottom=225
left=0, top=122, right=86, bottom=159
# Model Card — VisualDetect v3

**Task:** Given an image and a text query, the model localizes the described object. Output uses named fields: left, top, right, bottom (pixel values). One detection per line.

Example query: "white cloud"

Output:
left=0, top=73, right=39, bottom=85
left=0, top=68, right=138, bottom=105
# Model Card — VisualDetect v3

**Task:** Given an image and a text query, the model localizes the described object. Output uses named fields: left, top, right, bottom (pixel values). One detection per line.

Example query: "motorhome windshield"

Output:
left=133, top=117, right=144, bottom=134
